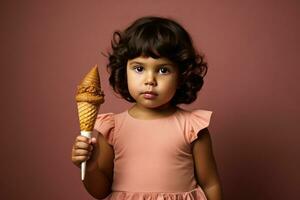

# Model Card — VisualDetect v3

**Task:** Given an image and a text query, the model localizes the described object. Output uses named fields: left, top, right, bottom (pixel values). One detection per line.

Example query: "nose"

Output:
left=144, top=72, right=157, bottom=86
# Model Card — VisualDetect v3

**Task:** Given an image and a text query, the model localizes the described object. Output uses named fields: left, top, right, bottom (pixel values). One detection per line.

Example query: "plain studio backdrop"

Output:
left=1, top=0, right=299, bottom=199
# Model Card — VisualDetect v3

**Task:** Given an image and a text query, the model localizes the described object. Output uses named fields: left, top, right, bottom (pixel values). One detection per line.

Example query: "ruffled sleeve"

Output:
left=93, top=113, right=115, bottom=145
left=186, top=109, right=213, bottom=143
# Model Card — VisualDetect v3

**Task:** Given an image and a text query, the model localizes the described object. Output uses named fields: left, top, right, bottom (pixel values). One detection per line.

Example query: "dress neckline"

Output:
left=126, top=107, right=181, bottom=121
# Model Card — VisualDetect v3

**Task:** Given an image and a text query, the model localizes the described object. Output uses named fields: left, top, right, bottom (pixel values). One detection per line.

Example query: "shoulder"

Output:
left=176, top=107, right=213, bottom=128
left=177, top=107, right=212, bottom=118
left=94, top=111, right=127, bottom=145
left=176, top=107, right=213, bottom=144
left=95, top=110, right=127, bottom=124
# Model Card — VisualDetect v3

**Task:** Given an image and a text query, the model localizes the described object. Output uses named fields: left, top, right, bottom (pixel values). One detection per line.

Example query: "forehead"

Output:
left=127, top=56, right=175, bottom=66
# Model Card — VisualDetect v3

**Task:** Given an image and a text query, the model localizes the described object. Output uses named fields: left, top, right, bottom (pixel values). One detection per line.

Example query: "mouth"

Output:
left=141, top=91, right=158, bottom=99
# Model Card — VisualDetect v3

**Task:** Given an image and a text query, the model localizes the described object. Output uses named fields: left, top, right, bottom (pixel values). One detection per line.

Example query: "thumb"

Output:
left=90, top=137, right=97, bottom=144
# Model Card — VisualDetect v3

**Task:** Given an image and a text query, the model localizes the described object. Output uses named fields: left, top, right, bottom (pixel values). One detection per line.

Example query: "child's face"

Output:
left=126, top=56, right=179, bottom=109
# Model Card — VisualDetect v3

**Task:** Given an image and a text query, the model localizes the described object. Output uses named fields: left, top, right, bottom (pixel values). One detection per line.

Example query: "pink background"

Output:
left=1, top=0, right=299, bottom=199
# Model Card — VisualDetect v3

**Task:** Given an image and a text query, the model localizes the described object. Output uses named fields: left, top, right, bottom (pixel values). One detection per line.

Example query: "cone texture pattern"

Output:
left=77, top=102, right=99, bottom=131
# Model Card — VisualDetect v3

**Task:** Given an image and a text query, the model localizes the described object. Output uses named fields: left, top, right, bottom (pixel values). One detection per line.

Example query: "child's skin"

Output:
left=71, top=56, right=223, bottom=200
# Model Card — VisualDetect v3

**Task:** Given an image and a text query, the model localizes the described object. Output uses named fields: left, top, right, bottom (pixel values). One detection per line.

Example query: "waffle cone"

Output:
left=77, top=102, right=100, bottom=131
left=81, top=65, right=100, bottom=88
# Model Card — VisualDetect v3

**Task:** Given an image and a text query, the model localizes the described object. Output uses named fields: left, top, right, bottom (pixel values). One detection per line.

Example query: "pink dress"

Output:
left=94, top=107, right=212, bottom=200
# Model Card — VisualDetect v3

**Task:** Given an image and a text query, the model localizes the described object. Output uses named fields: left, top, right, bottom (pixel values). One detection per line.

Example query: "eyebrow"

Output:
left=128, top=61, right=175, bottom=66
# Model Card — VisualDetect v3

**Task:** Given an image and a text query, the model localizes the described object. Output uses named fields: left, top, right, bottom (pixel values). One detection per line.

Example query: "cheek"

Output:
left=168, top=75, right=179, bottom=89
left=161, top=77, right=178, bottom=94
left=126, top=72, right=138, bottom=95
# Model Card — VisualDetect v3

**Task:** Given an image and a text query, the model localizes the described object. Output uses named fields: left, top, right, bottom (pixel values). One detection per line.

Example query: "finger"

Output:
left=91, top=137, right=97, bottom=144
left=73, top=142, right=94, bottom=153
left=76, top=136, right=90, bottom=143
left=74, top=141, right=91, bottom=150
left=73, top=155, right=90, bottom=163
left=74, top=149, right=90, bottom=156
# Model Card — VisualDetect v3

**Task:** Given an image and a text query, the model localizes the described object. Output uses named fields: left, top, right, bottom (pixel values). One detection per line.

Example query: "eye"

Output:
left=133, top=65, right=144, bottom=73
left=159, top=67, right=170, bottom=74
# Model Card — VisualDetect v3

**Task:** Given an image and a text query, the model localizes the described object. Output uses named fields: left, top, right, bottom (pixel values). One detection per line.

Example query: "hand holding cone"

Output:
left=75, top=64, right=104, bottom=180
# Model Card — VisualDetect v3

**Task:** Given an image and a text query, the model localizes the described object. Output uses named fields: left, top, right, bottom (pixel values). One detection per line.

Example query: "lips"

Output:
left=142, top=91, right=158, bottom=99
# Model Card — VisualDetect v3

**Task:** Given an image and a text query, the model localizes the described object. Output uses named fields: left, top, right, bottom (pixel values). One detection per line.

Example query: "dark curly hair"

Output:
left=107, top=16, right=208, bottom=105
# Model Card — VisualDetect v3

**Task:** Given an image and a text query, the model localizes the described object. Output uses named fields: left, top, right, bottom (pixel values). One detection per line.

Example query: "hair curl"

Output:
left=107, top=16, right=208, bottom=105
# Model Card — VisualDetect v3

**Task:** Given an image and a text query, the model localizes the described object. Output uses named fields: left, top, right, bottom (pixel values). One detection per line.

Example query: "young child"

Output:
left=71, top=16, right=223, bottom=200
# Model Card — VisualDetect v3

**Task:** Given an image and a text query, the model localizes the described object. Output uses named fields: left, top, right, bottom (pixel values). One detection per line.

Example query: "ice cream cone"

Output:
left=75, top=64, right=104, bottom=180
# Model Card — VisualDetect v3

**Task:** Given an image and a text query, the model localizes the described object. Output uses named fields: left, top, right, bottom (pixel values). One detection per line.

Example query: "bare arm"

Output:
left=192, top=128, right=223, bottom=200
left=79, top=133, right=114, bottom=199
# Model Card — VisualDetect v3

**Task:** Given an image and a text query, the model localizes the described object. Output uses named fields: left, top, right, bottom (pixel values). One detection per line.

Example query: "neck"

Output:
left=128, top=104, right=178, bottom=120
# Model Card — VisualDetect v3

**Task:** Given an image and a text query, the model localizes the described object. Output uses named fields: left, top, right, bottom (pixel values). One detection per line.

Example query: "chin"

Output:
left=143, top=102, right=172, bottom=110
